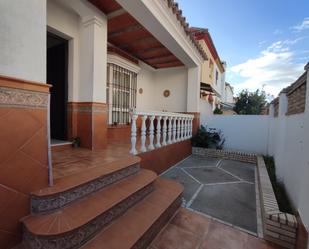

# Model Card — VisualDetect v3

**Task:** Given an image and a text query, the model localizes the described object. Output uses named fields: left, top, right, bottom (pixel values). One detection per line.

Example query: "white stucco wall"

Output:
left=47, top=0, right=107, bottom=103
left=47, top=0, right=80, bottom=101
left=199, top=99, right=213, bottom=116
left=225, top=86, right=234, bottom=103
left=136, top=62, right=156, bottom=111
left=201, top=115, right=270, bottom=154
left=0, top=0, right=46, bottom=82
left=136, top=64, right=188, bottom=112
left=154, top=67, right=188, bottom=112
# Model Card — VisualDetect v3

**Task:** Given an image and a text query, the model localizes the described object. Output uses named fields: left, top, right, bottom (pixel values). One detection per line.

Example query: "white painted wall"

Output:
left=47, top=0, right=80, bottom=101
left=201, top=115, right=270, bottom=154
left=202, top=70, right=309, bottom=235
left=136, top=63, right=188, bottom=112
left=136, top=62, right=156, bottom=111
left=47, top=0, right=107, bottom=103
left=225, top=85, right=234, bottom=103
left=0, top=0, right=46, bottom=82
left=200, top=99, right=213, bottom=116
left=154, top=67, right=188, bottom=112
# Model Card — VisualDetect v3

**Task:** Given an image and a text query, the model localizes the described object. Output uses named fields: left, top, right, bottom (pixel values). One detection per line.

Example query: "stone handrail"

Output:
left=129, top=109, right=194, bottom=155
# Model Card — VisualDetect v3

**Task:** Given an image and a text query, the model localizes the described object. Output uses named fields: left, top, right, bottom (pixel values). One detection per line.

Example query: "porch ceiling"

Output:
left=89, top=0, right=184, bottom=69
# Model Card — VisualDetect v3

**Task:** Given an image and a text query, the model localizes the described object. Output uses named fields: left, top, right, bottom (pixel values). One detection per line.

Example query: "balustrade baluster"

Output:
left=155, top=116, right=162, bottom=148
left=177, top=118, right=181, bottom=142
left=172, top=117, right=177, bottom=143
left=148, top=115, right=155, bottom=150
left=130, top=114, right=138, bottom=155
left=162, top=116, right=168, bottom=146
left=140, top=115, right=147, bottom=152
left=167, top=116, right=172, bottom=144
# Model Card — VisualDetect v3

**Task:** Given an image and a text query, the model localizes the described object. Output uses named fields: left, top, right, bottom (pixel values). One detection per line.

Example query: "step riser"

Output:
left=31, top=164, right=140, bottom=213
left=24, top=183, right=154, bottom=249
left=133, top=195, right=182, bottom=249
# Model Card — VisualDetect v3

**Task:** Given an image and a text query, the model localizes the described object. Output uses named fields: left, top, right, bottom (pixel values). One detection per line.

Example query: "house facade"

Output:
left=0, top=0, right=214, bottom=248
left=190, top=27, right=227, bottom=115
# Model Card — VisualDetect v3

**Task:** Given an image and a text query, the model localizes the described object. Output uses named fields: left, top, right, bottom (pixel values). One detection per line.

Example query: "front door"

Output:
left=47, top=32, right=68, bottom=141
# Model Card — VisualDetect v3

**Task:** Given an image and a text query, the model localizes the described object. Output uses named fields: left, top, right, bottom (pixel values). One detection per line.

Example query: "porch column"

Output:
left=187, top=66, right=201, bottom=135
left=68, top=13, right=108, bottom=150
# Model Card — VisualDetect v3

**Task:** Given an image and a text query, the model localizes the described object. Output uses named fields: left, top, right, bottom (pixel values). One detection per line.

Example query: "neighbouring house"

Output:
left=190, top=27, right=226, bottom=114
left=221, top=82, right=236, bottom=115
left=0, top=0, right=210, bottom=248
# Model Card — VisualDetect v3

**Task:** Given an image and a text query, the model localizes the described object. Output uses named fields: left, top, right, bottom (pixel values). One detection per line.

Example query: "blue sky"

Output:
left=177, top=0, right=309, bottom=97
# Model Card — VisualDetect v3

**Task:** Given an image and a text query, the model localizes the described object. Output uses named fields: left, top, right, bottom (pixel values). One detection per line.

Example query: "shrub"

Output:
left=263, top=155, right=294, bottom=214
left=213, top=107, right=223, bottom=115
left=191, top=125, right=225, bottom=149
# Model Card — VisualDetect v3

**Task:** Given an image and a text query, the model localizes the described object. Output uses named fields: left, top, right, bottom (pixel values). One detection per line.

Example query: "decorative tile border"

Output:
left=24, top=184, right=154, bottom=249
left=31, top=164, right=140, bottom=213
left=0, top=87, right=48, bottom=109
left=67, top=102, right=107, bottom=114
left=192, top=147, right=257, bottom=164
left=256, top=156, right=298, bottom=249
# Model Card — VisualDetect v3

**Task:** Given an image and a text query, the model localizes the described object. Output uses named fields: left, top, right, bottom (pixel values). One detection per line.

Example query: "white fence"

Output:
left=200, top=69, right=309, bottom=237
left=201, top=115, right=270, bottom=154
left=130, top=110, right=194, bottom=155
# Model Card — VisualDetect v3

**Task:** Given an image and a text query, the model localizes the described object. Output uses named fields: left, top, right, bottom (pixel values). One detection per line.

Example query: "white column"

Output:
left=79, top=15, right=107, bottom=102
left=155, top=116, right=162, bottom=148
left=167, top=116, right=172, bottom=144
left=172, top=117, right=177, bottom=143
left=162, top=116, right=168, bottom=146
left=140, top=115, right=147, bottom=152
left=148, top=115, right=155, bottom=150
left=130, top=114, right=138, bottom=155
left=187, top=66, right=201, bottom=112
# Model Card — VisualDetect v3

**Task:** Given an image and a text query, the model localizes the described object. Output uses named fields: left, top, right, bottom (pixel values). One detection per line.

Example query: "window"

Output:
left=107, top=63, right=137, bottom=125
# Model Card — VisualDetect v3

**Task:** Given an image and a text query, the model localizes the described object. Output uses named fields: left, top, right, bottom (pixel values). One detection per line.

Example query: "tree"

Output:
left=234, top=89, right=267, bottom=115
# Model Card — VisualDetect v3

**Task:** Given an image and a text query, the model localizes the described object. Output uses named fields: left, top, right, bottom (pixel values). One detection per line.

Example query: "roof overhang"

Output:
left=89, top=0, right=206, bottom=69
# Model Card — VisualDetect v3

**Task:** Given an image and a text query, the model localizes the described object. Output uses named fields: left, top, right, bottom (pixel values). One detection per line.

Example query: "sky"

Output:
left=177, top=0, right=309, bottom=98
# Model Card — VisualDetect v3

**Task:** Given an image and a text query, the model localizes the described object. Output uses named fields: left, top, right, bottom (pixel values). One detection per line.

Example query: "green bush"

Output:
left=263, top=156, right=294, bottom=214
left=191, top=125, right=225, bottom=149
left=213, top=107, right=223, bottom=115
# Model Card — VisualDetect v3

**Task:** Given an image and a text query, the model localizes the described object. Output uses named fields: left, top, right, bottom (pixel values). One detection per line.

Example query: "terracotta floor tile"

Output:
left=152, top=224, right=200, bottom=249
left=171, top=208, right=210, bottom=237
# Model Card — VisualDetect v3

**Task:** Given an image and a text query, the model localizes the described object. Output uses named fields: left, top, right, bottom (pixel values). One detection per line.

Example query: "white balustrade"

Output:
left=140, top=115, right=147, bottom=152
left=129, top=110, right=194, bottom=155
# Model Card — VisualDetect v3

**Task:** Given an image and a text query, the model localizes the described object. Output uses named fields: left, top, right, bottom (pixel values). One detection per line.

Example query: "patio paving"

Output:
left=150, top=208, right=282, bottom=249
left=161, top=155, right=257, bottom=234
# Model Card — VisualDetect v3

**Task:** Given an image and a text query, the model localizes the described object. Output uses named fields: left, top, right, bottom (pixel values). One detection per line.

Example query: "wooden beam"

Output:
left=108, top=23, right=144, bottom=39
left=154, top=61, right=184, bottom=68
left=146, top=56, right=179, bottom=65
left=118, top=36, right=157, bottom=49
left=135, top=46, right=167, bottom=56
left=107, top=8, right=126, bottom=19
left=144, top=54, right=176, bottom=63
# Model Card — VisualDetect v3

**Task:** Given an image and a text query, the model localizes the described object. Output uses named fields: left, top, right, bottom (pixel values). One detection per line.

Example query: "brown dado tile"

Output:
left=139, top=140, right=192, bottom=174
left=0, top=75, right=50, bottom=248
left=67, top=102, right=108, bottom=150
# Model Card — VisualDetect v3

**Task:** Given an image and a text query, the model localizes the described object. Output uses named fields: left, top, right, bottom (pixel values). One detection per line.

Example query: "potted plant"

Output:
left=72, top=137, right=81, bottom=148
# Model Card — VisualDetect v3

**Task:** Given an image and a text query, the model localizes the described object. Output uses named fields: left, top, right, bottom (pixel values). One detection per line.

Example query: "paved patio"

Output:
left=161, top=155, right=257, bottom=233
left=150, top=208, right=281, bottom=249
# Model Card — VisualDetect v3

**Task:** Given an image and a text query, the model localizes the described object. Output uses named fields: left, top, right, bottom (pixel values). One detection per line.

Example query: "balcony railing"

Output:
left=129, top=109, right=194, bottom=155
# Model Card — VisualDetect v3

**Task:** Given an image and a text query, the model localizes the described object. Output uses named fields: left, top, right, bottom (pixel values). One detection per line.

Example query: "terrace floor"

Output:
left=150, top=208, right=281, bottom=249
left=161, top=155, right=258, bottom=234
left=52, top=142, right=131, bottom=179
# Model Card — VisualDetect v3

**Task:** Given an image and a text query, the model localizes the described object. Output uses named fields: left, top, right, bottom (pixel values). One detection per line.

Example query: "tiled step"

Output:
left=21, top=169, right=157, bottom=249
left=30, top=156, right=141, bottom=213
left=81, top=178, right=184, bottom=249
